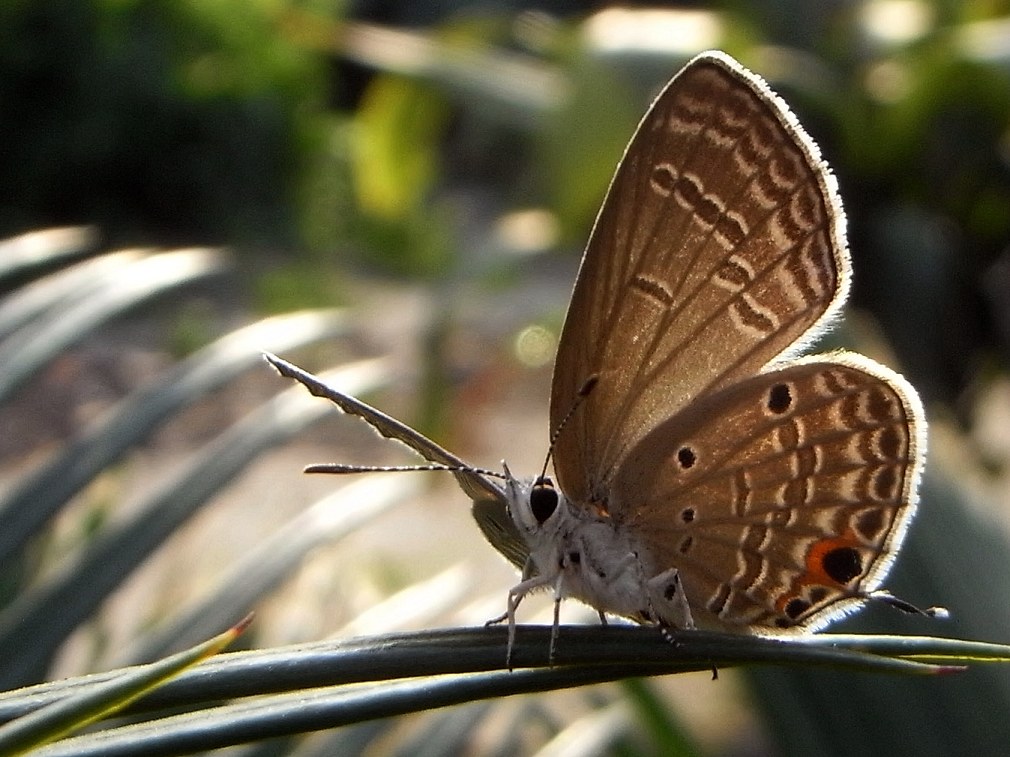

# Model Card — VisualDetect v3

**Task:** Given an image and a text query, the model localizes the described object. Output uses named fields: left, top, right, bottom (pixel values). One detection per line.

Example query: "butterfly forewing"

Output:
left=610, top=355, right=924, bottom=631
left=264, top=353, right=507, bottom=505
left=551, top=52, right=849, bottom=504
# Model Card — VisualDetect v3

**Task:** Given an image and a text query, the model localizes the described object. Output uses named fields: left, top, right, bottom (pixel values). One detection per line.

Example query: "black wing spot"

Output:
left=767, top=383, right=793, bottom=414
left=676, top=447, right=697, bottom=469
left=822, top=546, right=863, bottom=585
left=784, top=597, right=811, bottom=620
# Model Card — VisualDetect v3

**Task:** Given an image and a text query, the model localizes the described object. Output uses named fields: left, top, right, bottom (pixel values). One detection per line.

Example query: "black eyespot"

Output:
left=681, top=507, right=695, bottom=523
left=768, top=383, right=792, bottom=414
left=530, top=478, right=558, bottom=524
left=676, top=447, right=696, bottom=469
left=567, top=551, right=581, bottom=565
left=822, top=546, right=863, bottom=585
left=784, top=597, right=811, bottom=620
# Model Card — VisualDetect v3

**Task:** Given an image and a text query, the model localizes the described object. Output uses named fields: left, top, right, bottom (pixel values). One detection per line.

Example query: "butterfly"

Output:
left=267, top=49, right=931, bottom=663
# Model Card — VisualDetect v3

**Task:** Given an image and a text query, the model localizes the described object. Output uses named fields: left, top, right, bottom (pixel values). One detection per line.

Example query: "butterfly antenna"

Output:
left=306, top=462, right=506, bottom=480
left=538, top=374, right=599, bottom=482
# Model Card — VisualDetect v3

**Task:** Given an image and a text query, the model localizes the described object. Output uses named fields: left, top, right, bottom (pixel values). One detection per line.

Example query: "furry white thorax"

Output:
left=502, top=466, right=693, bottom=660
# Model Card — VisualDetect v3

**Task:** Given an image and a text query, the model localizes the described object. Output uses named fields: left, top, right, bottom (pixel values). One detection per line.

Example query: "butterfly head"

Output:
left=503, top=463, right=564, bottom=538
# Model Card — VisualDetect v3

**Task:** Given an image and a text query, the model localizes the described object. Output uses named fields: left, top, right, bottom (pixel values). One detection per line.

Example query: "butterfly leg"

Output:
left=486, top=556, right=539, bottom=626
left=646, top=568, right=695, bottom=630
left=484, top=611, right=508, bottom=626
left=549, top=578, right=564, bottom=664
left=505, top=573, right=555, bottom=669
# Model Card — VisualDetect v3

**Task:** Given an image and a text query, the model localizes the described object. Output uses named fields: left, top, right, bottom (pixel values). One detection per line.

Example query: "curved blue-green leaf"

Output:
left=0, top=358, right=392, bottom=689
left=0, top=309, right=350, bottom=572
left=0, top=227, right=97, bottom=288
left=0, top=248, right=229, bottom=403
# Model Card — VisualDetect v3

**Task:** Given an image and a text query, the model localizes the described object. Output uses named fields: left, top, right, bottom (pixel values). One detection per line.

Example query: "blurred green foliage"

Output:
left=0, top=0, right=332, bottom=247
left=348, top=75, right=453, bottom=275
left=3, top=2, right=1010, bottom=408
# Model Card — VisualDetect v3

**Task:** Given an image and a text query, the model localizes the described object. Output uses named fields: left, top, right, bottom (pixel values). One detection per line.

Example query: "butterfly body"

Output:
left=504, top=474, right=694, bottom=629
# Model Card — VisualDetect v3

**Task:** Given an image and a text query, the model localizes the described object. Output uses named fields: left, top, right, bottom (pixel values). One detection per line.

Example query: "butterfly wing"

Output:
left=550, top=52, right=848, bottom=504
left=265, top=353, right=507, bottom=506
left=610, top=355, right=925, bottom=631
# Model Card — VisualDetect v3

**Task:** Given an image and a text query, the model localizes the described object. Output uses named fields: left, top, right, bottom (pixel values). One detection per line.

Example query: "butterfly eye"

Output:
left=530, top=478, right=558, bottom=524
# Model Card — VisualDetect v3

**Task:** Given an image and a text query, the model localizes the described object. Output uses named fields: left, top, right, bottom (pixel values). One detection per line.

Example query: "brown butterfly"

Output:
left=268, top=50, right=932, bottom=662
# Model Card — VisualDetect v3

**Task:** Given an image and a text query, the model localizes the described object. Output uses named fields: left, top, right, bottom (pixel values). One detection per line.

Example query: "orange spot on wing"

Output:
left=774, top=529, right=866, bottom=617
left=804, top=532, right=861, bottom=585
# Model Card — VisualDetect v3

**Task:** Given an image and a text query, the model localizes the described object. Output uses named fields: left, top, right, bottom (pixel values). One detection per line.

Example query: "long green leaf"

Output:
left=7, top=625, right=1007, bottom=756
left=0, top=616, right=250, bottom=755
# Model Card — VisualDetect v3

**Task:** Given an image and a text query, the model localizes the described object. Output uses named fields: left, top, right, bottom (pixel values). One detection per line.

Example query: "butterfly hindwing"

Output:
left=610, top=354, right=924, bottom=631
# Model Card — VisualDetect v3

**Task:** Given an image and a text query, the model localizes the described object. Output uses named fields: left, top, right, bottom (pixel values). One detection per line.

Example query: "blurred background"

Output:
left=2, top=0, right=1010, bottom=754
